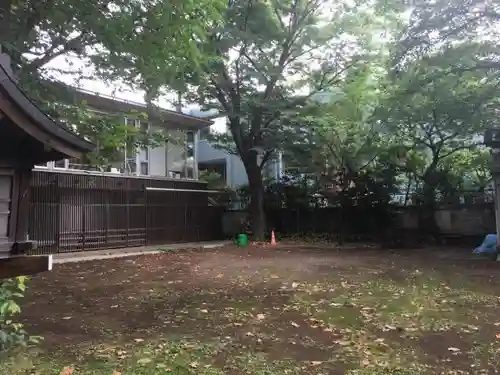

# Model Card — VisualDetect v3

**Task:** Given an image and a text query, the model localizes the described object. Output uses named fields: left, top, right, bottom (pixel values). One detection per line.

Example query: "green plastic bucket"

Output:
left=236, top=233, right=248, bottom=247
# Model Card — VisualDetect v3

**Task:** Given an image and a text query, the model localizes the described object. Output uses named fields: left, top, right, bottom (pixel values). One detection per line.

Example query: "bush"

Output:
left=0, top=276, right=41, bottom=352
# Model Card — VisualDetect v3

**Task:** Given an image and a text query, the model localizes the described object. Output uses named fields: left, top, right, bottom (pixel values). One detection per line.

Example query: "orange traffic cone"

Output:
left=270, top=231, right=277, bottom=246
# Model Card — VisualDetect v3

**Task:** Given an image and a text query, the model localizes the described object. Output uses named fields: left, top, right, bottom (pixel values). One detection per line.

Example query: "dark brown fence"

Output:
left=28, top=170, right=224, bottom=254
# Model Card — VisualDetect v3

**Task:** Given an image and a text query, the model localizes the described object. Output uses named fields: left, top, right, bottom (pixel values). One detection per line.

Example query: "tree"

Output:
left=1, top=0, right=223, bottom=79
left=392, top=0, right=500, bottom=74
left=294, top=63, right=389, bottom=176
left=376, top=60, right=500, bottom=235
left=183, top=0, right=376, bottom=239
left=282, top=64, right=400, bottom=240
left=0, top=0, right=224, bottom=166
left=444, top=149, right=491, bottom=191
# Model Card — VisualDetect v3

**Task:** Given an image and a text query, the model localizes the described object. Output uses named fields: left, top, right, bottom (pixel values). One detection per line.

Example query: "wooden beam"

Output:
left=0, top=255, right=52, bottom=279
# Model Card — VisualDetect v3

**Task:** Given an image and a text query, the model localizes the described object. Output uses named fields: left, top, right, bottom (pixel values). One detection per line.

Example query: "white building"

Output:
left=195, top=116, right=284, bottom=189
left=36, top=86, right=212, bottom=180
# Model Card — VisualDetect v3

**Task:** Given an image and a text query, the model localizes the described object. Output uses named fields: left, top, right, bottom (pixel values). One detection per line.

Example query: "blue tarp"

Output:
left=474, top=234, right=498, bottom=255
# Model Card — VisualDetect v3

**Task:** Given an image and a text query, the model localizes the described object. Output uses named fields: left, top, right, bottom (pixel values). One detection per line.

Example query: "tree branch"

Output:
left=259, top=150, right=273, bottom=169
left=25, top=33, right=92, bottom=72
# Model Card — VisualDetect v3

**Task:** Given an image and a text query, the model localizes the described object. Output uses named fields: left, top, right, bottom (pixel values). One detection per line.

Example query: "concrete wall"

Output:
left=400, top=206, right=496, bottom=235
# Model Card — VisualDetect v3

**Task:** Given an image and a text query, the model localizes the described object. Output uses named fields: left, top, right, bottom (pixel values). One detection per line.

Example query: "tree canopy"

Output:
left=2, top=0, right=497, bottom=237
left=0, top=0, right=224, bottom=166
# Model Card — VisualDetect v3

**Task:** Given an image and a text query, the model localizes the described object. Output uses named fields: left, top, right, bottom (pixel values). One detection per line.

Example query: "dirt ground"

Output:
left=5, top=242, right=500, bottom=374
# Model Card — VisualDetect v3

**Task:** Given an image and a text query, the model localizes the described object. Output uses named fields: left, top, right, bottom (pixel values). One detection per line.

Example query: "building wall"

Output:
left=149, top=145, right=166, bottom=176
left=198, top=140, right=247, bottom=189
left=198, top=139, right=283, bottom=188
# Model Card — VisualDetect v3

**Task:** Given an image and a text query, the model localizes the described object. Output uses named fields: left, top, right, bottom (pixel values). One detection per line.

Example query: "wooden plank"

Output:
left=0, top=255, right=52, bottom=279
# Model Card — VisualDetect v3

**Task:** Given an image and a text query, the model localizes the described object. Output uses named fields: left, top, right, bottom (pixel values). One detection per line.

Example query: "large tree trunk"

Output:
left=245, top=159, right=266, bottom=241
left=419, top=170, right=440, bottom=242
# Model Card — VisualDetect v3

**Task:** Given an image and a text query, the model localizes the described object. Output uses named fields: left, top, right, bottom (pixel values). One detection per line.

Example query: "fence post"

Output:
left=184, top=196, right=188, bottom=242
left=55, top=175, right=61, bottom=252
left=105, top=191, right=109, bottom=248
left=125, top=186, right=130, bottom=247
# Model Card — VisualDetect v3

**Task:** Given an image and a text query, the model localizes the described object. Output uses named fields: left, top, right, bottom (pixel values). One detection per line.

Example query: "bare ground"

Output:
left=5, top=243, right=500, bottom=374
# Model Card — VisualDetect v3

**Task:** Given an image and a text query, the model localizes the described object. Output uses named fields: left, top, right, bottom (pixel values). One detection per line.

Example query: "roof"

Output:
left=55, top=84, right=214, bottom=130
left=0, top=54, right=94, bottom=158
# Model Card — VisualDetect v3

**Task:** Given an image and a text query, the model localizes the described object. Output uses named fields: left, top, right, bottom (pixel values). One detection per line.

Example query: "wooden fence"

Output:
left=27, top=170, right=224, bottom=254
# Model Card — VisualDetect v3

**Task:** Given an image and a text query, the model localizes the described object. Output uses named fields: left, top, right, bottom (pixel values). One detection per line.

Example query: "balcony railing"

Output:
left=33, top=162, right=198, bottom=181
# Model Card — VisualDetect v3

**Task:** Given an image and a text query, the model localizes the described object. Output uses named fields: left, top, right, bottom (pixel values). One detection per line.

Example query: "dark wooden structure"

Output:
left=27, top=171, right=224, bottom=254
left=0, top=53, right=93, bottom=276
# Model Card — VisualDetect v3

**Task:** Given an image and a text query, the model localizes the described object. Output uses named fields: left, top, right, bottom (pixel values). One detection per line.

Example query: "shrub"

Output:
left=0, top=276, right=41, bottom=352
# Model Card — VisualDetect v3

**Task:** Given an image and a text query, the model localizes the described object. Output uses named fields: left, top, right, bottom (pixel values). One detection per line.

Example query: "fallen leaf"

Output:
left=189, top=362, right=199, bottom=368
left=137, top=358, right=153, bottom=365
left=59, top=368, right=73, bottom=375
left=62, top=317, right=72, bottom=320
left=311, top=361, right=323, bottom=366
left=496, top=333, right=500, bottom=339
left=200, top=309, right=208, bottom=313
left=291, top=282, right=299, bottom=288
left=134, top=338, right=144, bottom=343
left=334, top=340, right=351, bottom=346
left=448, top=347, right=460, bottom=352
left=256, top=313, right=266, bottom=320
left=112, top=372, right=122, bottom=375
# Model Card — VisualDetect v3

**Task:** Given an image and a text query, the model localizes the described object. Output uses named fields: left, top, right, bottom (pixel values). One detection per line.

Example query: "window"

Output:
left=186, top=144, right=194, bottom=158
left=125, top=117, right=137, bottom=126
left=140, top=162, right=149, bottom=176
left=187, top=131, right=194, bottom=143
left=200, top=127, right=210, bottom=139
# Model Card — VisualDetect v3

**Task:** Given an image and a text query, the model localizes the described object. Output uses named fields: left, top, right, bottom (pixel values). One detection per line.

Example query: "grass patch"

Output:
left=1, top=340, right=224, bottom=375
left=1, top=340, right=306, bottom=375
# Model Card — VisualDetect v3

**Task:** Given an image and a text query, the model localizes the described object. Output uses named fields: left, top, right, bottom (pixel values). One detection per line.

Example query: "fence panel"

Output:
left=28, top=171, right=223, bottom=254
left=146, top=189, right=224, bottom=244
